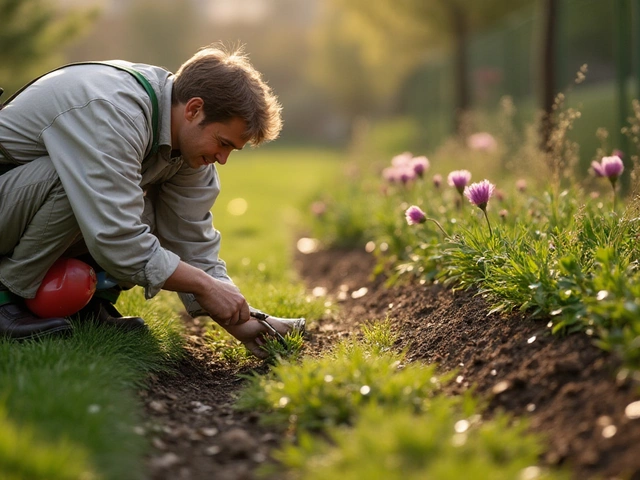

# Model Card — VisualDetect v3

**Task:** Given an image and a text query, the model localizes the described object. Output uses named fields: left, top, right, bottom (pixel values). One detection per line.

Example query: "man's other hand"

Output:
left=195, top=278, right=250, bottom=326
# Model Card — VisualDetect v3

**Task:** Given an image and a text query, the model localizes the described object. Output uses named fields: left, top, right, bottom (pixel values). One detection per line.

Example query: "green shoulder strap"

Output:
left=0, top=61, right=160, bottom=159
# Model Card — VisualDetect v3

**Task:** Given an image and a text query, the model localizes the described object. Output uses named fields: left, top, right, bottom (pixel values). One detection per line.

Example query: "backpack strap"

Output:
left=0, top=61, right=160, bottom=159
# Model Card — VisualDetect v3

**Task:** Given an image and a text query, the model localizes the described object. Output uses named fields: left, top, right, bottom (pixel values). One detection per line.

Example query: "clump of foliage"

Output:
left=239, top=321, right=568, bottom=479
left=306, top=93, right=640, bottom=374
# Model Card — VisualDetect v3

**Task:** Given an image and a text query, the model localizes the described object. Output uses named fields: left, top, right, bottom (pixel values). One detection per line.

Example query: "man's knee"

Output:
left=0, top=157, right=80, bottom=260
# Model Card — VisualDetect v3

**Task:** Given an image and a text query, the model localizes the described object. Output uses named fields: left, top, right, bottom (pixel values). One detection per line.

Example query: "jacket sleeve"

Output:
left=39, top=98, right=180, bottom=298
left=150, top=162, right=233, bottom=317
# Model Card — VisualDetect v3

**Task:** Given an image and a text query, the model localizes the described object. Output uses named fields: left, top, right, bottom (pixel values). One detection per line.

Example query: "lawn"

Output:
left=0, top=146, right=344, bottom=480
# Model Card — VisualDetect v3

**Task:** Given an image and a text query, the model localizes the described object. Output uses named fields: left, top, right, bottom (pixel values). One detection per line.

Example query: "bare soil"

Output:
left=143, top=247, right=640, bottom=480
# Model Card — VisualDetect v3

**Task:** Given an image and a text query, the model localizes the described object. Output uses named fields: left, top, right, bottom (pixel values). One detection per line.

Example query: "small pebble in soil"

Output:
left=200, top=427, right=219, bottom=437
left=601, top=425, right=617, bottom=438
left=351, top=287, right=368, bottom=299
left=492, top=380, right=511, bottom=394
left=219, top=428, right=258, bottom=458
left=190, top=401, right=212, bottom=414
left=204, top=445, right=221, bottom=456
left=152, top=437, right=167, bottom=450
left=312, top=286, right=327, bottom=297
left=625, top=400, right=640, bottom=419
left=596, top=415, right=613, bottom=427
left=296, top=237, right=319, bottom=254
left=150, top=452, right=180, bottom=469
left=252, top=452, right=267, bottom=463
left=527, top=335, right=536, bottom=344
left=148, top=400, right=167, bottom=414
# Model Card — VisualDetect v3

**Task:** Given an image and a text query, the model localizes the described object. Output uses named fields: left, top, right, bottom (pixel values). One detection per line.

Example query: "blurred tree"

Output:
left=0, top=0, right=98, bottom=96
left=540, top=0, right=558, bottom=152
left=314, top=0, right=536, bottom=133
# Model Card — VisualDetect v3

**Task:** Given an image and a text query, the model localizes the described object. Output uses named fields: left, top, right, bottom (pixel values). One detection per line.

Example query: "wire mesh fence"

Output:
left=403, top=0, right=638, bottom=176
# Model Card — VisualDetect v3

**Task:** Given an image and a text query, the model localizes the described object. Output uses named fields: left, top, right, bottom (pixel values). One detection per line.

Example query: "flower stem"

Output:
left=482, top=208, right=493, bottom=237
left=425, top=217, right=449, bottom=237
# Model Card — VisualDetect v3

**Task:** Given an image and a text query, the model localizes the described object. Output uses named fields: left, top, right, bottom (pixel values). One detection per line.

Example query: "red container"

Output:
left=26, top=258, right=97, bottom=318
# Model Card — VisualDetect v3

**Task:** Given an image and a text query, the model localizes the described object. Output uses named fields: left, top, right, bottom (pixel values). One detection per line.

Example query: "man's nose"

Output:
left=216, top=152, right=230, bottom=165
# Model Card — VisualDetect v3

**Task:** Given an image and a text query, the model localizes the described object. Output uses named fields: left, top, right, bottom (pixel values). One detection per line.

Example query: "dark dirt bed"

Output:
left=143, top=247, right=640, bottom=480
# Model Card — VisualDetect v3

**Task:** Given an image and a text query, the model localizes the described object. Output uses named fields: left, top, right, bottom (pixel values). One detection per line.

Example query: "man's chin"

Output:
left=184, top=158, right=205, bottom=169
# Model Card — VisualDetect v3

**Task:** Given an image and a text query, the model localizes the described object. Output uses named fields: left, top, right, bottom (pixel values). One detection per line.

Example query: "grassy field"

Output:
left=213, top=145, right=344, bottom=276
left=0, top=146, right=344, bottom=480
left=1, top=139, right=609, bottom=479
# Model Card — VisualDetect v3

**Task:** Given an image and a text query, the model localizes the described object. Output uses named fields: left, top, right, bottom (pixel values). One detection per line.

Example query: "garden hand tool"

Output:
left=249, top=307, right=306, bottom=347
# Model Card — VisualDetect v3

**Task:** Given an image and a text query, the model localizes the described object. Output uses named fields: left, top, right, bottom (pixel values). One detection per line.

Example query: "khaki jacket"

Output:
left=0, top=62, right=231, bottom=314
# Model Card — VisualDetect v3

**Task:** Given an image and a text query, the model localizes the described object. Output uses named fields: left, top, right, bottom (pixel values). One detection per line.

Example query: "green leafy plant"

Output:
left=236, top=325, right=450, bottom=432
left=274, top=404, right=569, bottom=480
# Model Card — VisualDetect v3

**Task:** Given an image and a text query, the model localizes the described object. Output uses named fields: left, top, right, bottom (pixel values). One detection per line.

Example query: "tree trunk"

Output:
left=540, top=0, right=558, bottom=151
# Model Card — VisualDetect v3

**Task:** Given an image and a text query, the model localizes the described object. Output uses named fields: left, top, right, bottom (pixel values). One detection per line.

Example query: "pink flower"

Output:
left=515, top=179, right=527, bottom=192
left=382, top=167, right=398, bottom=183
left=410, top=156, right=430, bottom=178
left=433, top=174, right=442, bottom=188
left=467, top=132, right=497, bottom=153
left=391, top=152, right=413, bottom=167
left=405, top=205, right=426, bottom=225
left=447, top=170, right=472, bottom=194
left=591, top=155, right=624, bottom=181
left=592, top=155, right=625, bottom=210
left=464, top=180, right=496, bottom=210
left=398, top=166, right=416, bottom=185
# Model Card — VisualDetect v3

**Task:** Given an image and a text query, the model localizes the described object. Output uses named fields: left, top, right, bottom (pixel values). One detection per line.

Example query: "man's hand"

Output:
left=222, top=319, right=273, bottom=359
left=163, top=261, right=250, bottom=325
left=194, top=277, right=250, bottom=326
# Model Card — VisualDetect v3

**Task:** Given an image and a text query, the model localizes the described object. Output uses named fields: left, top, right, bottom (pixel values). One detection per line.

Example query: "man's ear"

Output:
left=184, top=97, right=204, bottom=122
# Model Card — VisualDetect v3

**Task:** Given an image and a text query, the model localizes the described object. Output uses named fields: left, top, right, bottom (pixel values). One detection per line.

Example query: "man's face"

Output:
left=177, top=101, right=248, bottom=169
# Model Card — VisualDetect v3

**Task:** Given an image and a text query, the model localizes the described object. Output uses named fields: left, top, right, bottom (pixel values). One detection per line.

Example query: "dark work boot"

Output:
left=78, top=297, right=147, bottom=332
left=0, top=291, right=72, bottom=340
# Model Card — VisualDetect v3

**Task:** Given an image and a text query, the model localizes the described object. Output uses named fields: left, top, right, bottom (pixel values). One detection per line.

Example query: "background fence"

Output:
left=400, top=0, right=640, bottom=175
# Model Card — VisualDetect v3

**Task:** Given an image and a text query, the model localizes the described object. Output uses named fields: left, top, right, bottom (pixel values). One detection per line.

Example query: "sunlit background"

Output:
left=1, top=0, right=636, bottom=169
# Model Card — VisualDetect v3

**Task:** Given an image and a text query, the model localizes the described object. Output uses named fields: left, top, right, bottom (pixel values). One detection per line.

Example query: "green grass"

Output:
left=2, top=140, right=596, bottom=479
left=213, top=145, right=345, bottom=278
left=237, top=321, right=568, bottom=479
left=275, top=403, right=568, bottom=480
left=306, top=95, right=640, bottom=374
left=0, top=290, right=184, bottom=479
left=0, top=146, right=343, bottom=479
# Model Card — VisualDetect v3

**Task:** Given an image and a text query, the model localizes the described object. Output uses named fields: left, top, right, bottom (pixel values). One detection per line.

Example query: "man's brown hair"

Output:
left=173, top=43, right=282, bottom=146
